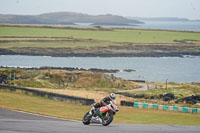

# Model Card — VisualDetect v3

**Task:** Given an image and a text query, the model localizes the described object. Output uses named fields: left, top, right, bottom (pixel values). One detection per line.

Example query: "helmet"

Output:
left=109, top=93, right=116, bottom=100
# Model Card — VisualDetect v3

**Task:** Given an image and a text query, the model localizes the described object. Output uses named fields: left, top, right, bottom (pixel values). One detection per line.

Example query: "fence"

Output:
left=0, top=84, right=95, bottom=105
left=121, top=101, right=200, bottom=114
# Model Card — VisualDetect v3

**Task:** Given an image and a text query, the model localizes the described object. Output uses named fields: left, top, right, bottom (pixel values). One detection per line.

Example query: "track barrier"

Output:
left=133, top=102, right=139, bottom=108
left=0, top=84, right=95, bottom=105
left=163, top=105, right=169, bottom=111
left=121, top=101, right=134, bottom=106
left=120, top=101, right=200, bottom=114
left=142, top=103, right=148, bottom=108
left=173, top=106, right=179, bottom=111
left=182, top=107, right=189, bottom=113
left=153, top=104, right=158, bottom=109
left=192, top=108, right=198, bottom=113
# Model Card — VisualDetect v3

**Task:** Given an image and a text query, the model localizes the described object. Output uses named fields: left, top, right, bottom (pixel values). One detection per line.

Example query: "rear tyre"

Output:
left=102, top=111, right=114, bottom=126
left=82, top=111, right=92, bottom=125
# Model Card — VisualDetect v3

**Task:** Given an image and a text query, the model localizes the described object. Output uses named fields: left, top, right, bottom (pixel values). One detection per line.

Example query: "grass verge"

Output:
left=1, top=26, right=200, bottom=43
left=0, top=89, right=200, bottom=126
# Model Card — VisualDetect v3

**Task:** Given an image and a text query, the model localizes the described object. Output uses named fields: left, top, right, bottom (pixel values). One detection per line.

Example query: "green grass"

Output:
left=1, top=26, right=200, bottom=43
left=133, top=83, right=200, bottom=99
left=0, top=89, right=200, bottom=126
left=125, top=82, right=200, bottom=107
left=0, top=40, right=117, bottom=48
left=0, top=89, right=89, bottom=120
left=1, top=68, right=139, bottom=92
left=10, top=78, right=62, bottom=89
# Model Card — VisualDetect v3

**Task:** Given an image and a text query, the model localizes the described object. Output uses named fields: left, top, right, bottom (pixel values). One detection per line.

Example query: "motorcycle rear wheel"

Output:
left=102, top=111, right=114, bottom=126
left=82, top=111, right=92, bottom=125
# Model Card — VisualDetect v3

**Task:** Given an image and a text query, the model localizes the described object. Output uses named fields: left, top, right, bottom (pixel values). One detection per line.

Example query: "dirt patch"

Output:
left=28, top=87, right=135, bottom=105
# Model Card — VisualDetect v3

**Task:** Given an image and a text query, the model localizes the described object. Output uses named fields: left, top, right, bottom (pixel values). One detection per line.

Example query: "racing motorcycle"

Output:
left=82, top=100, right=119, bottom=126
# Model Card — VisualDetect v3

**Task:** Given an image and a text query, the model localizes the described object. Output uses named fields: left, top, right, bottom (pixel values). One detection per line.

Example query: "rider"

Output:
left=90, top=93, right=116, bottom=115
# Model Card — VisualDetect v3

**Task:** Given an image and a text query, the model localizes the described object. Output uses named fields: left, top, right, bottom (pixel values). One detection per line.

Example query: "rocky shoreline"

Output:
left=1, top=48, right=200, bottom=57
left=0, top=66, right=120, bottom=73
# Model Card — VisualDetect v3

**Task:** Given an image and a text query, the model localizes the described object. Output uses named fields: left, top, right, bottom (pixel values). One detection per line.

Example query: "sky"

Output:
left=0, top=0, right=200, bottom=20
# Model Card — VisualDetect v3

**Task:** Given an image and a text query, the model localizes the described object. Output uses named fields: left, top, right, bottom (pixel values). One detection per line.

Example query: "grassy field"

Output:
left=0, top=25, right=200, bottom=57
left=1, top=89, right=200, bottom=126
left=1, top=67, right=199, bottom=107
left=124, top=82, right=200, bottom=107
left=0, top=39, right=117, bottom=48
left=1, top=26, right=200, bottom=43
left=0, top=68, right=139, bottom=92
left=134, top=82, right=200, bottom=98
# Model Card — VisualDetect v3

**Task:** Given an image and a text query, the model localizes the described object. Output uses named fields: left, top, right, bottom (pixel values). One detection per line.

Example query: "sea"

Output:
left=0, top=55, right=200, bottom=83
left=76, top=21, right=200, bottom=32
left=131, top=21, right=200, bottom=32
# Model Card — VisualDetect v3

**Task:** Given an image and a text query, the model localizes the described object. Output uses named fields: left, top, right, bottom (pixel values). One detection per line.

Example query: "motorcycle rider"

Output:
left=89, top=93, right=116, bottom=115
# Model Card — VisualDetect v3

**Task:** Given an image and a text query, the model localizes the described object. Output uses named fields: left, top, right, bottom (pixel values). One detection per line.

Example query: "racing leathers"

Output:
left=93, top=96, right=113, bottom=109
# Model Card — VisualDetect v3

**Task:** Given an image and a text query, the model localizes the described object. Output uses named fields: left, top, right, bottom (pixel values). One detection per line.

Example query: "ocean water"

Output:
left=0, top=55, right=200, bottom=83
left=76, top=21, right=200, bottom=32
left=132, top=21, right=200, bottom=32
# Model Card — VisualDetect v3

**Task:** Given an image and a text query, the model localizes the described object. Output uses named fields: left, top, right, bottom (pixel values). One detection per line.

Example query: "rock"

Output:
left=124, top=69, right=136, bottom=72
left=89, top=68, right=119, bottom=73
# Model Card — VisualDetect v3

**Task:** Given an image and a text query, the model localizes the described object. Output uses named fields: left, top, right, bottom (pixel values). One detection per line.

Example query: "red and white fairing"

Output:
left=100, top=100, right=118, bottom=113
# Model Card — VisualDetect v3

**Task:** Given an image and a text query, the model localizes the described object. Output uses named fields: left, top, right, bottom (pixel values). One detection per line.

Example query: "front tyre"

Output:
left=102, top=111, right=114, bottom=126
left=82, top=111, right=92, bottom=125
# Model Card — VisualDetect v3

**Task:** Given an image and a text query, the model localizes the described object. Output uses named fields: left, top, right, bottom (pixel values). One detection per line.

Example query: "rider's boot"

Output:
left=89, top=106, right=95, bottom=115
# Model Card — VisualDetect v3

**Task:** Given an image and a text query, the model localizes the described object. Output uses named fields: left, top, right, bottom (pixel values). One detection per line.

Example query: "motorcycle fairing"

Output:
left=100, top=105, right=112, bottom=113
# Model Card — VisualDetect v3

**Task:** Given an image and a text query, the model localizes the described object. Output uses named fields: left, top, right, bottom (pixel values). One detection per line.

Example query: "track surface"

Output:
left=0, top=108, right=200, bottom=133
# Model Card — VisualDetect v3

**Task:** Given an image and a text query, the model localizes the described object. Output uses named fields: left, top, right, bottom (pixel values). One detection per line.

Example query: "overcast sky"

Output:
left=0, top=0, right=200, bottom=20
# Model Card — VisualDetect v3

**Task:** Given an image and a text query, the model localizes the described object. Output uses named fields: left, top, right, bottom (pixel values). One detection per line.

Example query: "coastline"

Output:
left=1, top=55, right=200, bottom=83
left=1, top=49, right=200, bottom=57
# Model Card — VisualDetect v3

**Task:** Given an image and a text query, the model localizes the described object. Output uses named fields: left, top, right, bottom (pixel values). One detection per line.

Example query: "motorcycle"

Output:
left=82, top=100, right=119, bottom=126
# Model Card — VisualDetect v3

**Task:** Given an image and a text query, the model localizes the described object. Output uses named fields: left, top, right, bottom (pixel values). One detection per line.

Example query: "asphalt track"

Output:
left=0, top=108, right=200, bottom=133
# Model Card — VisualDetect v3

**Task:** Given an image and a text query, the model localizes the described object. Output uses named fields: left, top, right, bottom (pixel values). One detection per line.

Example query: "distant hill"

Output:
left=0, top=12, right=142, bottom=26
left=127, top=17, right=200, bottom=22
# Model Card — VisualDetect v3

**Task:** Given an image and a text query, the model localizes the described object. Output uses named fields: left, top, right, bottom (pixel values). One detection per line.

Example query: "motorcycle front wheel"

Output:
left=82, top=111, right=92, bottom=125
left=102, top=111, right=114, bottom=126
